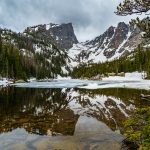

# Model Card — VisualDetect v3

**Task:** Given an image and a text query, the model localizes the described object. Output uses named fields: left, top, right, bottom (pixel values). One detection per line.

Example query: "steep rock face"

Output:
left=86, top=26, right=115, bottom=49
left=69, top=22, right=143, bottom=66
left=104, top=22, right=129, bottom=58
left=108, top=22, right=129, bottom=49
left=24, top=23, right=78, bottom=49
left=49, top=23, right=78, bottom=49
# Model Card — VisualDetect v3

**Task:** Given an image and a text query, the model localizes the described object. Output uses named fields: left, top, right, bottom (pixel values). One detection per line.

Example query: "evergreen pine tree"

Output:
left=115, top=0, right=150, bottom=38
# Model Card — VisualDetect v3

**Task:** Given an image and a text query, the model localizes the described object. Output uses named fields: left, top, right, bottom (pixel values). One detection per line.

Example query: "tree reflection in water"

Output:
left=0, top=87, right=149, bottom=135
left=0, top=87, right=79, bottom=135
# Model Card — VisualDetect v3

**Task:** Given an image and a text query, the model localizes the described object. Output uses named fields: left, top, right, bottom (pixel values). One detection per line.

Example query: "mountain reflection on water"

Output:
left=0, top=88, right=79, bottom=136
left=0, top=87, right=149, bottom=137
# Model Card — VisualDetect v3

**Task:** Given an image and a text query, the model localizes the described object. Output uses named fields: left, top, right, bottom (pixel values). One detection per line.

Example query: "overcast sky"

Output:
left=0, top=0, right=141, bottom=41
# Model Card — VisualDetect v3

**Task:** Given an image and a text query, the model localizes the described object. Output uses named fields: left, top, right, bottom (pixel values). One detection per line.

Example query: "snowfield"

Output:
left=1, top=72, right=150, bottom=90
left=79, top=72, right=150, bottom=90
left=79, top=80, right=150, bottom=90
left=13, top=74, right=150, bottom=90
left=103, top=72, right=146, bottom=81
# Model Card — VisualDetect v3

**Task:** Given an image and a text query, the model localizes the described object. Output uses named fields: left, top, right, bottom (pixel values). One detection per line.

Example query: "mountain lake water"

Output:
left=0, top=80, right=150, bottom=150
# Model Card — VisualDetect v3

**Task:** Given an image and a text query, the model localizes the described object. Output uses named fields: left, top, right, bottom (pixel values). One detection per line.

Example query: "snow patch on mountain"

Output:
left=68, top=22, right=143, bottom=66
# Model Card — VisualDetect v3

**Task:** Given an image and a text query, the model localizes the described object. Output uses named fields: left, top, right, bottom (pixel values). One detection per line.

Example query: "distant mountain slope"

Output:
left=69, top=22, right=143, bottom=66
left=0, top=23, right=78, bottom=79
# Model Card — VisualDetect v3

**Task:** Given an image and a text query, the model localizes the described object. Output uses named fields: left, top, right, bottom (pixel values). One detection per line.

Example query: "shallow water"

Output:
left=0, top=86, right=150, bottom=150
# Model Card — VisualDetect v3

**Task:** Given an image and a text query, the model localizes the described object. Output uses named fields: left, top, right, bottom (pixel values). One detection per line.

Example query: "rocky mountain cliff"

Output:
left=68, top=22, right=144, bottom=66
left=24, top=23, right=78, bottom=49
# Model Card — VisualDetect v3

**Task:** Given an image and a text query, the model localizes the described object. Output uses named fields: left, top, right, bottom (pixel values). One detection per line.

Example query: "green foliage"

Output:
left=123, top=107, right=150, bottom=149
left=116, top=0, right=150, bottom=15
left=0, top=44, right=26, bottom=80
left=0, top=43, right=67, bottom=80
left=124, top=119, right=138, bottom=127
left=115, top=0, right=150, bottom=38
left=130, top=17, right=150, bottom=38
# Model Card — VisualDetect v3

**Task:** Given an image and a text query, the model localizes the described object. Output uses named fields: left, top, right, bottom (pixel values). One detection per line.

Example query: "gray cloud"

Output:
left=0, top=0, right=141, bottom=41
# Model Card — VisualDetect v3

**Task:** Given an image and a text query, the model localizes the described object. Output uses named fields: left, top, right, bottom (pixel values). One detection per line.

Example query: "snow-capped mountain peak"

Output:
left=68, top=22, right=143, bottom=66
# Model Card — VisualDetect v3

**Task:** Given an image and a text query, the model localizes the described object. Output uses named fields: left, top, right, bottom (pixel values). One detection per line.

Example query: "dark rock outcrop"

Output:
left=49, top=23, right=78, bottom=49
left=24, top=23, right=78, bottom=49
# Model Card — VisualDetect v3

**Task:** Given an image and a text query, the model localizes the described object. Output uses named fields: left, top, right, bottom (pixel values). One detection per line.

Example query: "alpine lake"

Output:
left=0, top=80, right=150, bottom=150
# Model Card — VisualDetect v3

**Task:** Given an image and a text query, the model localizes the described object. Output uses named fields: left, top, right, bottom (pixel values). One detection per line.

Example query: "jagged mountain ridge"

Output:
left=24, top=23, right=78, bottom=49
left=0, top=21, right=147, bottom=79
left=69, top=22, right=143, bottom=66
